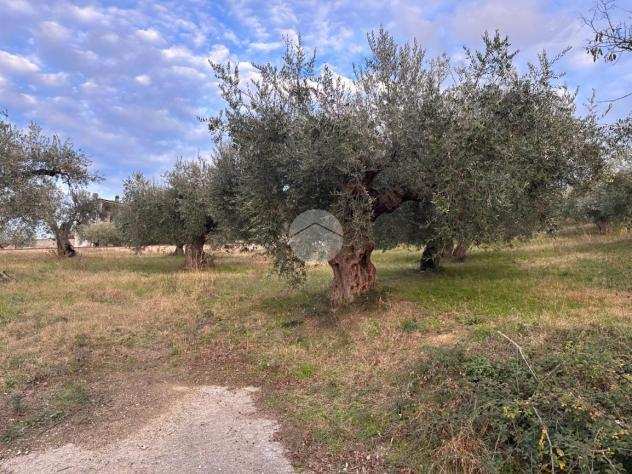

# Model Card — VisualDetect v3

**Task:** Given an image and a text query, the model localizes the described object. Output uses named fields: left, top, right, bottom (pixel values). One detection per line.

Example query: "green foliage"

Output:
left=574, top=170, right=632, bottom=228
left=0, top=113, right=100, bottom=253
left=0, top=218, right=35, bottom=248
left=392, top=329, right=632, bottom=472
left=116, top=173, right=169, bottom=248
left=117, top=158, right=220, bottom=258
left=209, top=29, right=608, bottom=283
left=78, top=221, right=122, bottom=247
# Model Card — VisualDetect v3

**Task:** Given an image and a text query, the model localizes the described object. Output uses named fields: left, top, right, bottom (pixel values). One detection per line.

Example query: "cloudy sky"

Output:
left=1, top=0, right=631, bottom=197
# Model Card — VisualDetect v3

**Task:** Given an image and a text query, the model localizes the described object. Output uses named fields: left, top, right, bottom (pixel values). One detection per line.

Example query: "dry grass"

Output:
left=0, top=228, right=630, bottom=471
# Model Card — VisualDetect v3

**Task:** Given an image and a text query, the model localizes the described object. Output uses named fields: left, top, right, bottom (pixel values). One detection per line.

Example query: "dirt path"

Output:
left=1, top=386, right=294, bottom=473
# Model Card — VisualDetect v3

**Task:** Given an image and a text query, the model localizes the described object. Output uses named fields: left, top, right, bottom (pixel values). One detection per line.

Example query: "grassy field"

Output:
left=1, top=228, right=630, bottom=472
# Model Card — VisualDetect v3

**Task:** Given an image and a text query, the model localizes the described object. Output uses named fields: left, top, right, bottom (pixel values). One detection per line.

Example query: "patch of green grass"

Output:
left=293, top=362, right=316, bottom=380
left=53, top=381, right=90, bottom=409
left=389, top=327, right=632, bottom=472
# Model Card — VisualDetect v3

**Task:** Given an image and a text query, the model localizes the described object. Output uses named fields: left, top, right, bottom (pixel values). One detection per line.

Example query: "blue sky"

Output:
left=1, top=0, right=631, bottom=197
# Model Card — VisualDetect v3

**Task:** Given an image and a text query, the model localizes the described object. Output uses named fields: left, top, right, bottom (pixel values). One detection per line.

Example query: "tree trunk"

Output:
left=184, top=236, right=207, bottom=269
left=329, top=242, right=376, bottom=307
left=452, top=240, right=469, bottom=262
left=441, top=240, right=455, bottom=258
left=55, top=229, right=76, bottom=257
left=419, top=241, right=440, bottom=272
left=596, top=219, right=611, bottom=234
left=172, top=244, right=184, bottom=256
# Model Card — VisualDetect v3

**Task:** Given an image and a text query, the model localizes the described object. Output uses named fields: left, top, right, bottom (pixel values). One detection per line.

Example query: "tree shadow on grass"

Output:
left=47, top=253, right=256, bottom=276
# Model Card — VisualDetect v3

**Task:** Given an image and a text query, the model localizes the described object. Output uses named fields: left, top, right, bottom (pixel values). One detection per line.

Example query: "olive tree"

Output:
left=378, top=35, right=606, bottom=270
left=573, top=170, right=632, bottom=232
left=1, top=114, right=100, bottom=257
left=78, top=221, right=122, bottom=247
left=209, top=30, right=605, bottom=305
left=209, top=31, right=444, bottom=304
left=117, top=159, right=217, bottom=268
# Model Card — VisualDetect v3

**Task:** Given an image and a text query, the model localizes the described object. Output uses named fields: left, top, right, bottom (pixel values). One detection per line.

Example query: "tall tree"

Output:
left=209, top=31, right=606, bottom=305
left=1, top=114, right=100, bottom=256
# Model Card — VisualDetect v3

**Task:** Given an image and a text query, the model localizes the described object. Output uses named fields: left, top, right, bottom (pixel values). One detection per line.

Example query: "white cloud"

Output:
left=171, top=66, right=205, bottom=80
left=39, top=72, right=68, bottom=86
left=238, top=61, right=261, bottom=85
left=0, top=50, right=39, bottom=73
left=249, top=41, right=283, bottom=52
left=20, top=93, right=37, bottom=105
left=0, top=0, right=33, bottom=15
left=39, top=20, right=71, bottom=41
left=66, top=4, right=107, bottom=24
left=135, top=74, right=152, bottom=85
left=136, top=28, right=163, bottom=43
left=569, top=48, right=596, bottom=69
left=209, top=44, right=230, bottom=63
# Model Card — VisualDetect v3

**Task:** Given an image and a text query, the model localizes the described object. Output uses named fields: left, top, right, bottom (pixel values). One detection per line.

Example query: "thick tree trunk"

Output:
left=419, top=241, right=440, bottom=272
left=329, top=242, right=376, bottom=307
left=596, top=219, right=611, bottom=234
left=184, top=236, right=207, bottom=269
left=172, top=244, right=184, bottom=256
left=452, top=240, right=469, bottom=262
left=55, top=229, right=76, bottom=257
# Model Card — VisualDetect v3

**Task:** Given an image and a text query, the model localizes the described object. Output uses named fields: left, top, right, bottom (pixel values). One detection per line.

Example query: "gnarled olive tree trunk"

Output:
left=419, top=241, right=441, bottom=272
left=53, top=224, right=76, bottom=257
left=595, top=219, right=611, bottom=234
left=452, top=240, right=469, bottom=262
left=172, top=243, right=184, bottom=256
left=329, top=241, right=376, bottom=307
left=184, top=235, right=208, bottom=269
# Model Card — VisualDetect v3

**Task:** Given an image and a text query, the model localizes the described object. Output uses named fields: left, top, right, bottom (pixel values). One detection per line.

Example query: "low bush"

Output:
left=78, top=222, right=122, bottom=247
left=391, top=327, right=632, bottom=472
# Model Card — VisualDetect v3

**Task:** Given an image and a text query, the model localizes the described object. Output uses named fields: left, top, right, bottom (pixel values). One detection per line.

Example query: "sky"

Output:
left=1, top=0, right=631, bottom=197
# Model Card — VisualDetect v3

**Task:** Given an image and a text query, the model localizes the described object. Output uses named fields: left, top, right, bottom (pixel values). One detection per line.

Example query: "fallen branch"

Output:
left=497, top=330, right=539, bottom=381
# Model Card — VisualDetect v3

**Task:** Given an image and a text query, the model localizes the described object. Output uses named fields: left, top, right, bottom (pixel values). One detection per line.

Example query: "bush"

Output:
left=77, top=222, right=122, bottom=247
left=574, top=170, right=632, bottom=232
left=390, top=327, right=631, bottom=472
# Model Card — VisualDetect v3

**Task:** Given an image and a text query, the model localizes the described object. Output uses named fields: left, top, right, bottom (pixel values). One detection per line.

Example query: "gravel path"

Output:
left=1, top=386, right=294, bottom=474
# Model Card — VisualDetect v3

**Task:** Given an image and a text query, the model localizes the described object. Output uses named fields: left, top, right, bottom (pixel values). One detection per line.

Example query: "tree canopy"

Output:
left=0, top=113, right=100, bottom=256
left=116, top=158, right=218, bottom=268
left=208, top=30, right=609, bottom=305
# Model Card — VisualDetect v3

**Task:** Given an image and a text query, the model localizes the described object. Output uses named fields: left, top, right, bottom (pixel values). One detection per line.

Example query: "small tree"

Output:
left=575, top=170, right=632, bottom=232
left=78, top=221, right=122, bottom=247
left=117, top=159, right=217, bottom=268
left=0, top=114, right=100, bottom=257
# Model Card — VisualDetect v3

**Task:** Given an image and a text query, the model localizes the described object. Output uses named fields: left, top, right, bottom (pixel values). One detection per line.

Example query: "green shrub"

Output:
left=391, top=328, right=631, bottom=472
left=77, top=221, right=122, bottom=247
